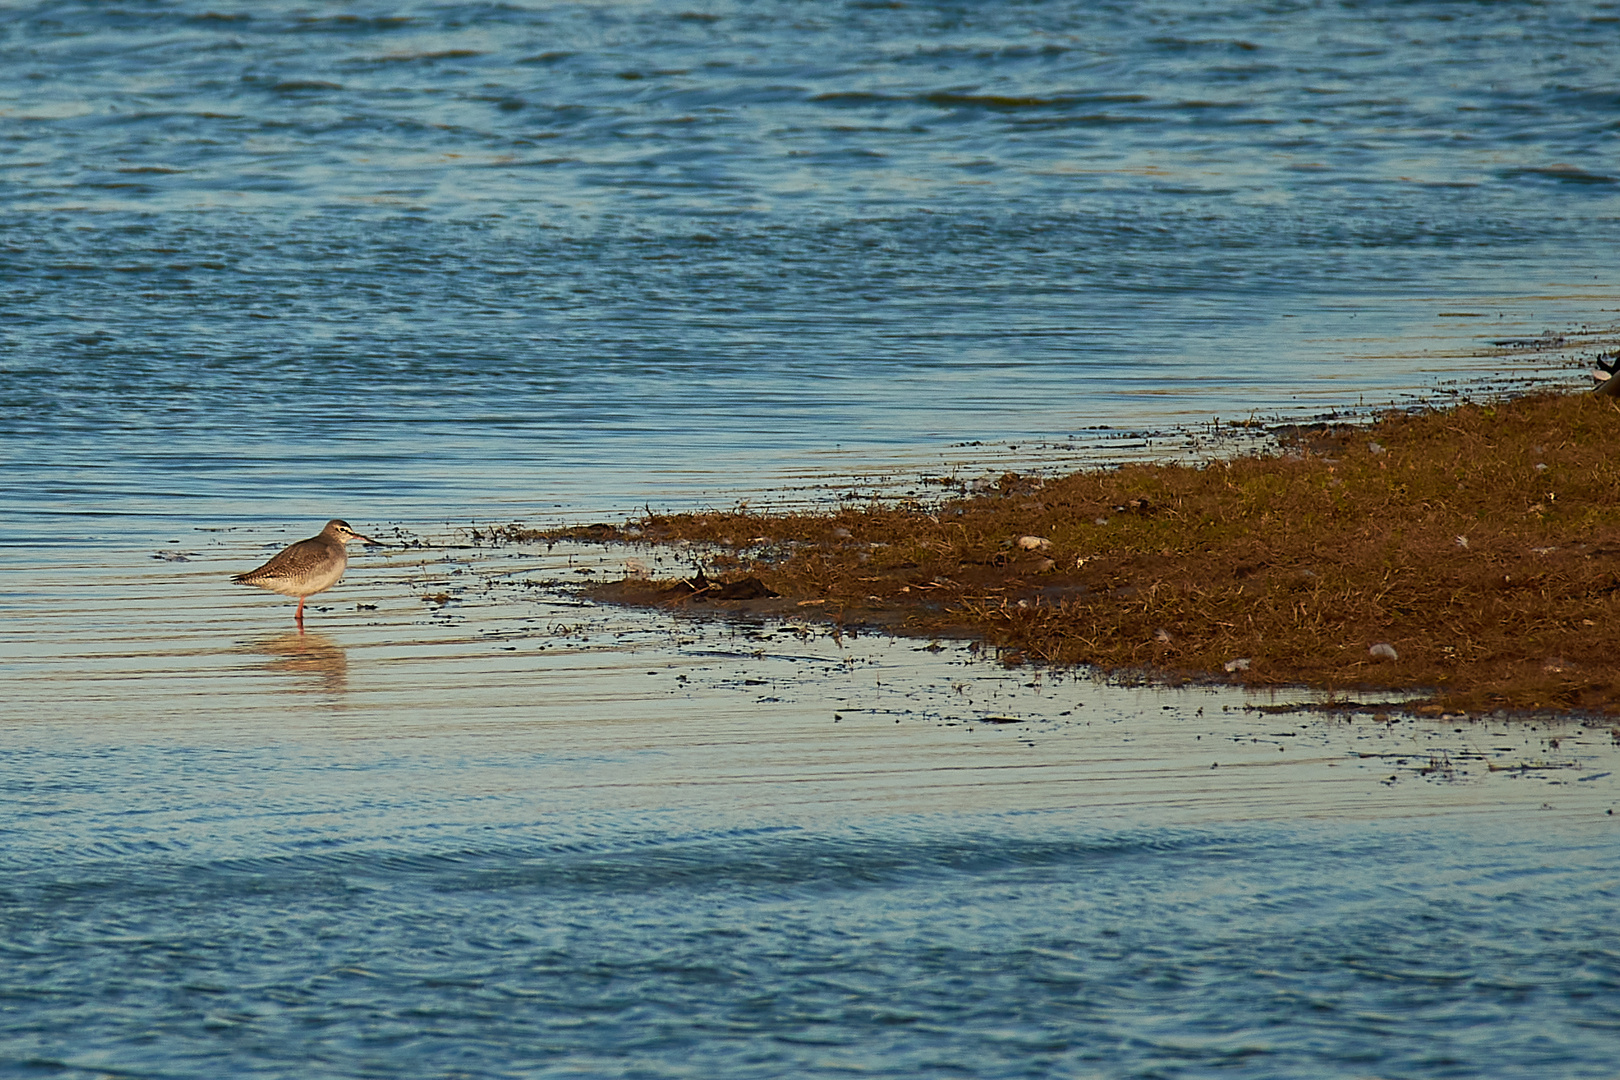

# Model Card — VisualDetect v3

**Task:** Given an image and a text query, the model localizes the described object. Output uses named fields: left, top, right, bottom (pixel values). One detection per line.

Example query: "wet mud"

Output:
left=552, top=391, right=1620, bottom=718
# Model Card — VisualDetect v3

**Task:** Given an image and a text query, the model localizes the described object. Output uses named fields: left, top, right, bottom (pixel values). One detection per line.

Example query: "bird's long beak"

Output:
left=353, top=533, right=385, bottom=547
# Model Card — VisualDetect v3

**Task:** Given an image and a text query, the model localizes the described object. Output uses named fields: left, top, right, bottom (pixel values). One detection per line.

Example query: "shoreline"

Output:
left=524, top=389, right=1620, bottom=719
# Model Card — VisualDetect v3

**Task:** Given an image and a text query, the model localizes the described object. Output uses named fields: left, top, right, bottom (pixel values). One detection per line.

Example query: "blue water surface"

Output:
left=2, top=0, right=1616, bottom=532
left=4, top=773, right=1618, bottom=1078
left=3, top=2, right=1620, bottom=1076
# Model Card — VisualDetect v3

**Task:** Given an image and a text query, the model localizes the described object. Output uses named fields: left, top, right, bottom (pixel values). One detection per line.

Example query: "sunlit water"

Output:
left=5, top=536, right=1619, bottom=1077
left=4, top=1, right=1620, bottom=1076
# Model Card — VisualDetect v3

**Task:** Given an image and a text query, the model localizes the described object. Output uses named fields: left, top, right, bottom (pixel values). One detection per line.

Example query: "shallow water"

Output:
left=5, top=537, right=1619, bottom=1077
left=4, top=1, right=1620, bottom=1076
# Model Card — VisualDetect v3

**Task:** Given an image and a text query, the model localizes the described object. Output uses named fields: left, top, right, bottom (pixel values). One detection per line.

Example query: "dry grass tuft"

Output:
left=535, top=391, right=1620, bottom=715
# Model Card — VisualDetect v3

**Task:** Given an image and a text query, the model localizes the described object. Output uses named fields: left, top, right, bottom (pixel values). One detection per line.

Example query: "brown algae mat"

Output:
left=530, top=391, right=1620, bottom=716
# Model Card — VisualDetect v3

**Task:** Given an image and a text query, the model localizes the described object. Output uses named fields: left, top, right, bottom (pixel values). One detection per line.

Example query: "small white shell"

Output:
left=1016, top=535, right=1052, bottom=551
left=1224, top=658, right=1250, bottom=673
left=1369, top=642, right=1399, bottom=661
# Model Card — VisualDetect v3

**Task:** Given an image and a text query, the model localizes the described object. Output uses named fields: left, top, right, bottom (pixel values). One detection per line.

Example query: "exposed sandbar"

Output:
left=527, top=391, right=1620, bottom=717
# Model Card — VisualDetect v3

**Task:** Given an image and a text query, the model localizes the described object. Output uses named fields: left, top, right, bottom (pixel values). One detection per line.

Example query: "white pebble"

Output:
left=1224, top=658, right=1250, bottom=672
left=1369, top=642, right=1398, bottom=661
left=1016, top=535, right=1052, bottom=551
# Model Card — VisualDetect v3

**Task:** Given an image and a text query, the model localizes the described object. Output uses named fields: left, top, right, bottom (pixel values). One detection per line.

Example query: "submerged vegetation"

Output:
left=533, top=391, right=1620, bottom=716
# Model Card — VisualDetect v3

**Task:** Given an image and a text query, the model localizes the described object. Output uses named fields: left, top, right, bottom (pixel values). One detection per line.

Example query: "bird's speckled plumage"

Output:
left=233, top=519, right=379, bottom=624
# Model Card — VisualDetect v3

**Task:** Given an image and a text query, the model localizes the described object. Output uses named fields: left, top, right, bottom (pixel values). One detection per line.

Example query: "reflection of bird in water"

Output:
left=232, top=519, right=380, bottom=628
left=255, top=631, right=348, bottom=695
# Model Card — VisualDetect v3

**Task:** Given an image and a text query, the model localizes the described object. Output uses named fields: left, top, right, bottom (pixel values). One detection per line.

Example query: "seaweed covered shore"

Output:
left=525, top=391, right=1620, bottom=716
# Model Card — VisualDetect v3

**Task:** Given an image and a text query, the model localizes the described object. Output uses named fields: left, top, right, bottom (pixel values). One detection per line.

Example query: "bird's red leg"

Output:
left=295, top=597, right=306, bottom=631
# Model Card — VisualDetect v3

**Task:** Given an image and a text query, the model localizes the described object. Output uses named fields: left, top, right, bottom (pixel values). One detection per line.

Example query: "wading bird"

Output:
left=233, top=519, right=380, bottom=628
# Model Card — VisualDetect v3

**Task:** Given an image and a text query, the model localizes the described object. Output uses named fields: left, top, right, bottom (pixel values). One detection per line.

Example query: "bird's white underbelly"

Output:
left=264, top=558, right=346, bottom=598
